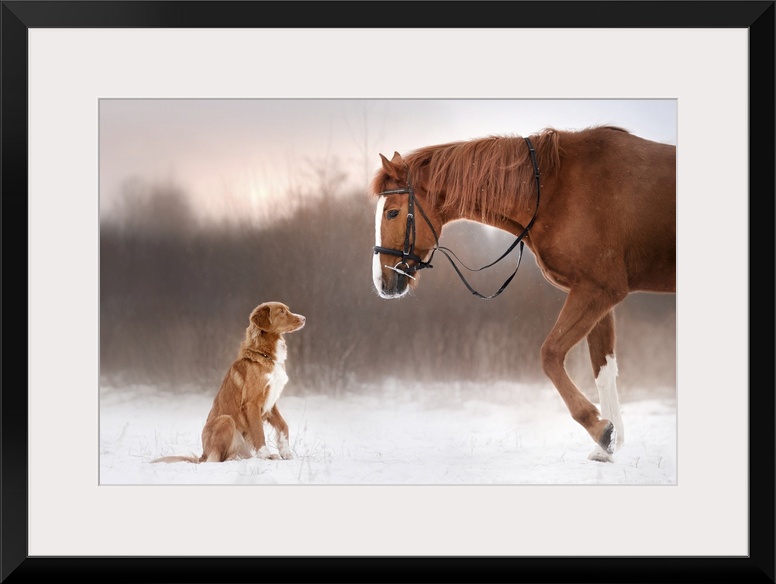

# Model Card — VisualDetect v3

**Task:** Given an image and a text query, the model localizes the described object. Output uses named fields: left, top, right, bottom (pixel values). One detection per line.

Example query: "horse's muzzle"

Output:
left=377, top=264, right=412, bottom=299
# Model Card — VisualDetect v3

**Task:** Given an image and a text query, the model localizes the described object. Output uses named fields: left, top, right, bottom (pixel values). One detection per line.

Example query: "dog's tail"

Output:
left=151, top=453, right=205, bottom=464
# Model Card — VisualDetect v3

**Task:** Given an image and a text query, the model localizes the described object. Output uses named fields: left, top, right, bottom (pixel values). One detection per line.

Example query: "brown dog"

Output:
left=153, top=301, right=306, bottom=463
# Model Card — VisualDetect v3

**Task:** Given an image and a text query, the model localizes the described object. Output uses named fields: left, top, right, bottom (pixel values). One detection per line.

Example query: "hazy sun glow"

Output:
left=99, top=99, right=677, bottom=225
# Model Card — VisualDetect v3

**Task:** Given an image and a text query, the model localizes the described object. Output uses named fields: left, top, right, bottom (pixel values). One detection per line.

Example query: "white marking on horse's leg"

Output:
left=372, top=196, right=386, bottom=293
left=596, top=354, right=624, bottom=448
left=587, top=355, right=623, bottom=462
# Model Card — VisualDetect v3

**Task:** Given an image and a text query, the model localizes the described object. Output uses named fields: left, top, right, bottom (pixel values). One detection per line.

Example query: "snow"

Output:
left=100, top=380, right=676, bottom=485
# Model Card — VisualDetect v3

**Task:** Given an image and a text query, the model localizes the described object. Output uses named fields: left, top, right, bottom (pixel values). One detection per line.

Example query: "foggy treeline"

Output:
left=100, top=179, right=676, bottom=400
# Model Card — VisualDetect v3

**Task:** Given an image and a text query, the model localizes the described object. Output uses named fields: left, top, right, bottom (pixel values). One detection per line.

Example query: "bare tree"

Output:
left=100, top=174, right=676, bottom=398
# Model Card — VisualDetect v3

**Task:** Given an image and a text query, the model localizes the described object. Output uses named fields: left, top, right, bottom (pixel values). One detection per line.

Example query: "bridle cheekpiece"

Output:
left=372, top=173, right=438, bottom=279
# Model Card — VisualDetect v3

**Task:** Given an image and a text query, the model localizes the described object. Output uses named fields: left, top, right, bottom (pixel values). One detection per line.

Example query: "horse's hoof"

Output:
left=598, top=421, right=616, bottom=455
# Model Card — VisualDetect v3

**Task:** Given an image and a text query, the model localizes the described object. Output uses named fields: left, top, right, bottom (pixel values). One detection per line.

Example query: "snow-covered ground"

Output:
left=100, top=381, right=676, bottom=485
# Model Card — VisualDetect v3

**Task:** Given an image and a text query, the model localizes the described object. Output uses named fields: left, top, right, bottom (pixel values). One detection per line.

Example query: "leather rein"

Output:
left=373, top=137, right=541, bottom=300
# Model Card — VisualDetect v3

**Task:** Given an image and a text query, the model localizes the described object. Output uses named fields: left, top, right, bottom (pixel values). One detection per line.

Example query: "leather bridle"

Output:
left=373, top=137, right=541, bottom=299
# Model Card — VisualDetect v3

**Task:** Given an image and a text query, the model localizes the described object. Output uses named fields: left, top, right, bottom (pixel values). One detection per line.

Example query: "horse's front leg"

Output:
left=540, top=284, right=626, bottom=455
left=586, top=310, right=625, bottom=462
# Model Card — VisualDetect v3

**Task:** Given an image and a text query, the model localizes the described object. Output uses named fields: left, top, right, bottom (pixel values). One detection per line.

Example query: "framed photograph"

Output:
left=7, top=1, right=773, bottom=582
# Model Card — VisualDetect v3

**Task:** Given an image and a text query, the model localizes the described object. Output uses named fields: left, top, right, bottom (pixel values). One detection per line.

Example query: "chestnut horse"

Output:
left=371, top=126, right=675, bottom=461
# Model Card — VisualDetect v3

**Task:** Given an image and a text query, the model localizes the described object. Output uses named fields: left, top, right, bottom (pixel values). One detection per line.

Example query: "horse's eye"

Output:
left=386, top=209, right=400, bottom=219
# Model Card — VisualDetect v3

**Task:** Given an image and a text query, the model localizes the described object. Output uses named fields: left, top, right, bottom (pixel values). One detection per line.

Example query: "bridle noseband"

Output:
left=373, top=137, right=541, bottom=299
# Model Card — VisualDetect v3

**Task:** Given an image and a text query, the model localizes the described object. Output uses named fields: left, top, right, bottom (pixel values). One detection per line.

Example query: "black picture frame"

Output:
left=3, top=2, right=773, bottom=583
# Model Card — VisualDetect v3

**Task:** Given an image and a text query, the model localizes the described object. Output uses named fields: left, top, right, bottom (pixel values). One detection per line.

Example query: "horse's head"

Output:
left=371, top=151, right=441, bottom=299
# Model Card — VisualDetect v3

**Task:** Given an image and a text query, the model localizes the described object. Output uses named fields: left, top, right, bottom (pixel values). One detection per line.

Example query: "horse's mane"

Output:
left=373, top=126, right=627, bottom=225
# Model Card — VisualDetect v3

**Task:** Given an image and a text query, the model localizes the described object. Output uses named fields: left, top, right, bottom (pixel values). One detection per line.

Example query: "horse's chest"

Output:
left=263, top=339, right=288, bottom=414
left=533, top=253, right=573, bottom=291
left=541, top=268, right=571, bottom=290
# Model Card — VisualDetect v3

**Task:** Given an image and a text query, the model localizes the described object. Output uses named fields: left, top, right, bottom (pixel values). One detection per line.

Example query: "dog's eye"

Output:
left=386, top=209, right=400, bottom=220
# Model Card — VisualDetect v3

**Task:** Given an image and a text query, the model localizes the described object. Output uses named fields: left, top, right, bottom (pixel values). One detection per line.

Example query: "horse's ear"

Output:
left=380, top=152, right=405, bottom=181
left=379, top=153, right=399, bottom=181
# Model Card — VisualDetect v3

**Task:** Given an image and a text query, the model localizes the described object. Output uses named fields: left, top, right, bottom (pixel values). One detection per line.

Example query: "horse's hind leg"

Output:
left=540, top=285, right=626, bottom=454
left=586, top=310, right=625, bottom=462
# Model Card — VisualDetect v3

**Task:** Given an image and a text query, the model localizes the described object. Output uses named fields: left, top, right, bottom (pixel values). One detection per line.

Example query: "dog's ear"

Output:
left=251, top=304, right=272, bottom=331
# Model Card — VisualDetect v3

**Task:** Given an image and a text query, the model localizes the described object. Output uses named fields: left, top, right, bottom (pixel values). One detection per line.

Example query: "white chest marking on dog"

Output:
left=274, top=338, right=287, bottom=364
left=263, top=339, right=288, bottom=414
left=372, top=196, right=386, bottom=293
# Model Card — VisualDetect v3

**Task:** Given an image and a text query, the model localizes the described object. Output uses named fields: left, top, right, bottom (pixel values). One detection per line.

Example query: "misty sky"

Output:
left=99, top=99, right=676, bottom=222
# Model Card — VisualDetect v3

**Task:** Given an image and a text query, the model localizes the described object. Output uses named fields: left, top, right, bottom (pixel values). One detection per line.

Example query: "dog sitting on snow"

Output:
left=152, top=301, right=305, bottom=463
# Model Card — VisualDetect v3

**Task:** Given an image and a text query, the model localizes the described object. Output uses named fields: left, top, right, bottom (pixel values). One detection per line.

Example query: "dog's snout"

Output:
left=294, top=313, right=306, bottom=328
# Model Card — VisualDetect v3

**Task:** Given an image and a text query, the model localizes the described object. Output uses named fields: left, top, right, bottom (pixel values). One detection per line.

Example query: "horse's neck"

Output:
left=441, top=205, right=529, bottom=239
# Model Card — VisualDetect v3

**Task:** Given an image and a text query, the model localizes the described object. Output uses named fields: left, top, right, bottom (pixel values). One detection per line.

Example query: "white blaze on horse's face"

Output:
left=372, top=195, right=387, bottom=293
left=373, top=195, right=411, bottom=299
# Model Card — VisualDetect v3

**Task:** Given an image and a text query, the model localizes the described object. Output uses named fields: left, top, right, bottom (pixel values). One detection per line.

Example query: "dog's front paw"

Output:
left=277, top=435, right=293, bottom=460
left=256, top=446, right=278, bottom=460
